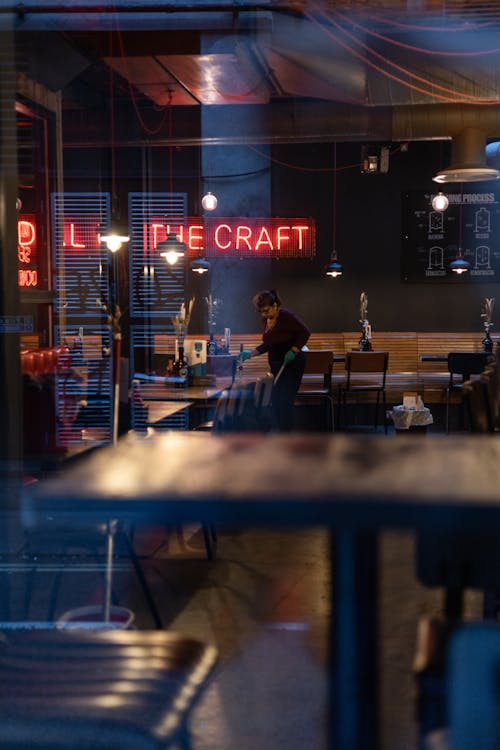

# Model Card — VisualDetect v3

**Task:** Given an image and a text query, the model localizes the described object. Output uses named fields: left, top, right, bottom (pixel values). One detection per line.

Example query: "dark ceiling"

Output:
left=13, top=1, right=500, bottom=146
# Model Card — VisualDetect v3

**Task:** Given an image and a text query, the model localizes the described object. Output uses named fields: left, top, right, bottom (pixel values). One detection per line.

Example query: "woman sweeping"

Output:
left=240, top=289, right=310, bottom=431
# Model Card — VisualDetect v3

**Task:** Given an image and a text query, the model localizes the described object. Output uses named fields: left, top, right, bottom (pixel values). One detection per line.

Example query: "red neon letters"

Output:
left=58, top=217, right=316, bottom=258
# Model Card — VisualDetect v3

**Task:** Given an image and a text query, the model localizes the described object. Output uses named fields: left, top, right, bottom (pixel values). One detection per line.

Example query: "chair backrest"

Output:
left=448, top=351, right=490, bottom=382
left=345, top=351, right=389, bottom=387
left=253, top=375, right=274, bottom=409
left=302, top=350, right=333, bottom=389
left=212, top=382, right=256, bottom=432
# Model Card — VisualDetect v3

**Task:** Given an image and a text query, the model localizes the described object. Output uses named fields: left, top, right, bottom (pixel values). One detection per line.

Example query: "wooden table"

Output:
left=21, top=431, right=500, bottom=750
left=138, top=376, right=234, bottom=429
left=420, top=354, right=449, bottom=363
left=145, top=401, right=193, bottom=427
left=140, top=381, right=231, bottom=402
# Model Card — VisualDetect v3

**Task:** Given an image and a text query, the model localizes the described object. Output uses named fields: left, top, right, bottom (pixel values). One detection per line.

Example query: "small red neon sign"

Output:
left=18, top=214, right=38, bottom=288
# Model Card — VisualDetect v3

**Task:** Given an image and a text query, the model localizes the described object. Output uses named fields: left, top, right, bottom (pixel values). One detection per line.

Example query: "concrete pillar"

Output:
left=200, top=29, right=272, bottom=334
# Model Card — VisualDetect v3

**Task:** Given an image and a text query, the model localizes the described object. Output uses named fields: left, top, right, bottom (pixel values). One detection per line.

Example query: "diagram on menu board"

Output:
left=401, top=189, right=500, bottom=282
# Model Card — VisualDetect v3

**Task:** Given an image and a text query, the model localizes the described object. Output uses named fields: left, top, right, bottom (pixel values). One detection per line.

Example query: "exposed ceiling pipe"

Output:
left=63, top=101, right=500, bottom=148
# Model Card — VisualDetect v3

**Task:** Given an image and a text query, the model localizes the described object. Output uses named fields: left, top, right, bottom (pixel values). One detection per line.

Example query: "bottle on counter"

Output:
left=207, top=333, right=217, bottom=356
left=483, top=327, right=493, bottom=353
left=172, top=344, right=188, bottom=387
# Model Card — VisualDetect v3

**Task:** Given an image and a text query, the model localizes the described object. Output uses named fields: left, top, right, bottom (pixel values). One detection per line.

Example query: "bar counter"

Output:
left=21, top=431, right=500, bottom=750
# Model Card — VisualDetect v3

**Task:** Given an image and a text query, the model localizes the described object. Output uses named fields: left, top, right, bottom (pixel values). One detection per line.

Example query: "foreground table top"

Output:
left=19, top=430, right=500, bottom=750
left=22, top=431, right=500, bottom=531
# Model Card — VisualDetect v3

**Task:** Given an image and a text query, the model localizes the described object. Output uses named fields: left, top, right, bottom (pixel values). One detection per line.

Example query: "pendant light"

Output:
left=450, top=194, right=471, bottom=274
left=191, top=257, right=210, bottom=274
left=450, top=252, right=471, bottom=274
left=326, top=142, right=343, bottom=278
left=433, top=128, right=500, bottom=183
left=201, top=191, right=218, bottom=211
left=191, top=158, right=212, bottom=273
left=99, top=218, right=130, bottom=253
left=431, top=192, right=449, bottom=212
left=157, top=232, right=186, bottom=266
left=326, top=251, right=343, bottom=277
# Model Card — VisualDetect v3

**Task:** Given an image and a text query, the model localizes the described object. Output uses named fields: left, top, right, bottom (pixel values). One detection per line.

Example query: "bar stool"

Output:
left=0, top=628, right=217, bottom=749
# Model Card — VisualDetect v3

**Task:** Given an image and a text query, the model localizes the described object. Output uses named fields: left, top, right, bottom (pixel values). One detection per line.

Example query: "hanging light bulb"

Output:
left=201, top=192, right=218, bottom=211
left=191, top=257, right=210, bottom=274
left=99, top=218, right=130, bottom=253
left=326, top=251, right=343, bottom=277
left=157, top=232, right=186, bottom=265
left=431, top=192, right=449, bottom=212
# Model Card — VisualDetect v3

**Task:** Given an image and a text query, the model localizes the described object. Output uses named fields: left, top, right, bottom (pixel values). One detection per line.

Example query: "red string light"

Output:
left=114, top=24, right=170, bottom=137
left=305, top=4, right=500, bottom=104
left=246, top=143, right=402, bottom=174
left=335, top=9, right=500, bottom=57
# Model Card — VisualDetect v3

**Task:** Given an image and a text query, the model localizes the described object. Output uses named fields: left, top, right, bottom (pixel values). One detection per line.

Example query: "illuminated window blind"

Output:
left=52, top=193, right=113, bottom=445
left=128, top=192, right=187, bottom=320
left=51, top=192, right=110, bottom=319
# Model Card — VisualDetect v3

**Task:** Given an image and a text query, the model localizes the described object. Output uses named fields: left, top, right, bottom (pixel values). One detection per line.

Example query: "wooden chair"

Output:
left=197, top=377, right=273, bottom=433
left=0, top=629, right=217, bottom=750
left=479, top=362, right=500, bottom=431
left=445, top=351, right=490, bottom=433
left=462, top=376, right=494, bottom=434
left=194, top=377, right=273, bottom=558
left=295, top=350, right=335, bottom=431
left=339, top=351, right=389, bottom=432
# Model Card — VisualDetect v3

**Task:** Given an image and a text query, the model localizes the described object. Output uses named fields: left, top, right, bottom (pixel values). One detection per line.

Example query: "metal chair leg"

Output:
left=202, top=524, right=217, bottom=561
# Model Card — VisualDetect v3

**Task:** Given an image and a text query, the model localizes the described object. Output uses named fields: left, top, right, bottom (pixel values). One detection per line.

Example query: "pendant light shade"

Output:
left=450, top=252, right=471, bottom=274
left=326, top=252, right=343, bottom=277
left=157, top=232, right=186, bottom=265
left=191, top=257, right=210, bottom=274
left=433, top=128, right=500, bottom=183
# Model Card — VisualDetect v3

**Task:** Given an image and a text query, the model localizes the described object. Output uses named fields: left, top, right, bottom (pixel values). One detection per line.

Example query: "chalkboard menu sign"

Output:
left=402, top=189, right=500, bottom=282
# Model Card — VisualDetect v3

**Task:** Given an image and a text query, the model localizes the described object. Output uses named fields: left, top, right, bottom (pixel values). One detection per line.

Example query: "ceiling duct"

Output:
left=433, top=127, right=500, bottom=183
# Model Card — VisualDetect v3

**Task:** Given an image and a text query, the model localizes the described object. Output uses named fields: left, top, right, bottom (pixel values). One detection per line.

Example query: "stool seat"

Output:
left=0, top=629, right=217, bottom=749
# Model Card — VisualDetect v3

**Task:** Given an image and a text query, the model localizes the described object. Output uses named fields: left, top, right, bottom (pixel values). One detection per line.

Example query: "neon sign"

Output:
left=18, top=214, right=38, bottom=288
left=59, top=217, right=316, bottom=258
left=146, top=217, right=315, bottom=258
